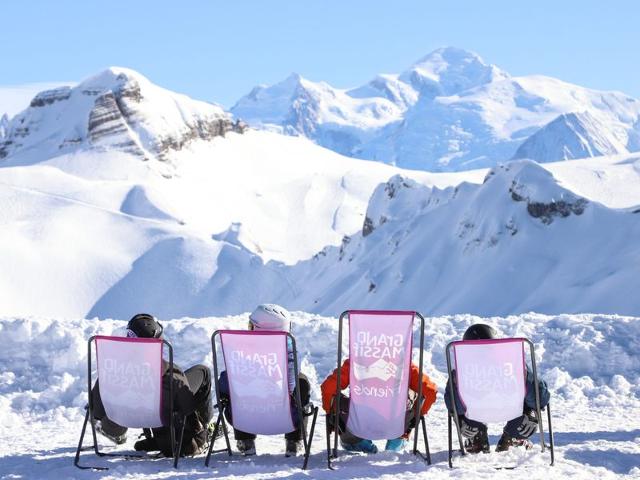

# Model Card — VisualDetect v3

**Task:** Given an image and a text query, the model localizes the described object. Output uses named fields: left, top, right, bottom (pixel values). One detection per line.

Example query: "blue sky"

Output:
left=1, top=0, right=638, bottom=108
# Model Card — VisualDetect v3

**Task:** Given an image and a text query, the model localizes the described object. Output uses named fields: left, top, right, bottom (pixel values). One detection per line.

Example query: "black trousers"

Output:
left=184, top=364, right=214, bottom=425
left=91, top=364, right=213, bottom=437
left=223, top=373, right=311, bottom=442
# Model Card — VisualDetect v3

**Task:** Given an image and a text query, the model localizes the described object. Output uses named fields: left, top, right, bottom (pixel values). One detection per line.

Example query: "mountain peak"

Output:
left=413, top=46, right=486, bottom=66
left=400, top=46, right=509, bottom=96
left=77, top=66, right=152, bottom=92
left=0, top=67, right=243, bottom=164
left=512, top=111, right=628, bottom=162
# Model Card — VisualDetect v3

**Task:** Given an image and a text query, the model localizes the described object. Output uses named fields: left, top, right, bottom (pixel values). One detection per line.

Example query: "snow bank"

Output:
left=1, top=313, right=638, bottom=478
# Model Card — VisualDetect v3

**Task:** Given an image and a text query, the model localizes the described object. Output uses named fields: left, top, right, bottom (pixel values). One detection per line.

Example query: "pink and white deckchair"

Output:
left=327, top=310, right=431, bottom=468
left=205, top=330, right=319, bottom=470
left=74, top=335, right=185, bottom=470
left=446, top=337, right=555, bottom=467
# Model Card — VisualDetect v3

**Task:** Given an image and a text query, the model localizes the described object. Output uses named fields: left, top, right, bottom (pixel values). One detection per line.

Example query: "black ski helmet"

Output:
left=463, top=323, right=497, bottom=341
left=126, top=313, right=163, bottom=339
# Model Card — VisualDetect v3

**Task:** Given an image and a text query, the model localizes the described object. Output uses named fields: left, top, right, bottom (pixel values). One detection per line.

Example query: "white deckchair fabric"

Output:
left=346, top=311, right=414, bottom=440
left=220, top=331, right=295, bottom=435
left=452, top=338, right=527, bottom=424
left=95, top=336, right=164, bottom=428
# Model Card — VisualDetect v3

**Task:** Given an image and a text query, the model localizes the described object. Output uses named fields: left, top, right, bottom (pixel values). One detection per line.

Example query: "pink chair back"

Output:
left=346, top=311, right=414, bottom=440
left=451, top=338, right=527, bottom=423
left=219, top=331, right=295, bottom=435
left=95, top=336, right=164, bottom=428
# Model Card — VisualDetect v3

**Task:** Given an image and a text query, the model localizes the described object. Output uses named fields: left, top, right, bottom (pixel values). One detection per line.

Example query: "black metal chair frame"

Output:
left=205, top=330, right=319, bottom=470
left=74, top=336, right=185, bottom=470
left=445, top=337, right=555, bottom=468
left=326, top=310, right=431, bottom=469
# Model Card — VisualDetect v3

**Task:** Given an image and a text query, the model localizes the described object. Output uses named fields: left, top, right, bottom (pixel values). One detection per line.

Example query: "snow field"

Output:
left=0, top=312, right=638, bottom=478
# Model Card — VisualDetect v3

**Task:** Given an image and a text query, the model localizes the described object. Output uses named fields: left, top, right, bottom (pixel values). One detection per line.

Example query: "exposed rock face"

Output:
left=0, top=67, right=246, bottom=162
left=362, top=175, right=425, bottom=237
left=498, top=160, right=590, bottom=224
left=155, top=117, right=246, bottom=161
left=88, top=91, right=147, bottom=157
left=526, top=199, right=587, bottom=224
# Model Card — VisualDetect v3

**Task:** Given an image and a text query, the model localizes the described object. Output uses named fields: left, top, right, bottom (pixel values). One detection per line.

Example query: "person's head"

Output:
left=462, top=323, right=497, bottom=341
left=248, top=304, right=291, bottom=332
left=126, top=313, right=164, bottom=339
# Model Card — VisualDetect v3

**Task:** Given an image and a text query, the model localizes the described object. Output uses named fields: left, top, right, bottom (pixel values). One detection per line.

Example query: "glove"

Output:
left=516, top=411, right=538, bottom=438
left=459, top=416, right=480, bottom=439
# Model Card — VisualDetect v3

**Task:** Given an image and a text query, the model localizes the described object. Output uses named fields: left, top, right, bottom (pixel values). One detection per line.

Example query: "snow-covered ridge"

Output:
left=283, top=159, right=640, bottom=317
left=513, top=111, right=628, bottom=162
left=0, top=67, right=245, bottom=166
left=232, top=47, right=640, bottom=170
left=1, top=138, right=639, bottom=319
left=1, top=312, right=638, bottom=478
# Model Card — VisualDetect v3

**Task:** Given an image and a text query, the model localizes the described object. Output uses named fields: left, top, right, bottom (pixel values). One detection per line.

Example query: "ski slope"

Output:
left=0, top=312, right=638, bottom=479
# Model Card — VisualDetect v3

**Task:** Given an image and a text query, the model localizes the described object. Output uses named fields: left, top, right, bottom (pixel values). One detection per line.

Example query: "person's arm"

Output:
left=321, top=359, right=350, bottom=413
left=408, top=363, right=438, bottom=415
left=287, top=337, right=296, bottom=392
left=524, top=365, right=551, bottom=410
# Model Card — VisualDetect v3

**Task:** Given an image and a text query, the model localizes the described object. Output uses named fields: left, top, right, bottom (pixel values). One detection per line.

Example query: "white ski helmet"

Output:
left=249, top=304, right=291, bottom=332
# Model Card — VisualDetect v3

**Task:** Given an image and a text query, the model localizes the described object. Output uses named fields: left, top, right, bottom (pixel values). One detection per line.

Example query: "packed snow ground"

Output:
left=1, top=313, right=638, bottom=479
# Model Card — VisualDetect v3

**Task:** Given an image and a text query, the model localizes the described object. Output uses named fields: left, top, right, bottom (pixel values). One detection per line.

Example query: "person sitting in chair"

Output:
left=91, top=313, right=213, bottom=457
left=445, top=323, right=551, bottom=453
left=321, top=356, right=437, bottom=453
left=217, top=304, right=312, bottom=458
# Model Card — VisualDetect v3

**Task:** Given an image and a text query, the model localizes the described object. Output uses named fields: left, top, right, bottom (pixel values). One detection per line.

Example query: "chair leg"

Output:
left=205, top=412, right=220, bottom=466
left=325, top=416, right=334, bottom=470
left=173, top=416, right=185, bottom=469
left=302, top=406, right=318, bottom=470
left=448, top=414, right=453, bottom=468
left=421, top=416, right=431, bottom=465
left=221, top=414, right=232, bottom=456
left=547, top=404, right=555, bottom=466
left=205, top=410, right=233, bottom=467
left=74, top=408, right=108, bottom=470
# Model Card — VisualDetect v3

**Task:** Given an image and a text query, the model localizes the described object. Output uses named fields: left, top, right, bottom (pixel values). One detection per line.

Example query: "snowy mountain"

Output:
left=1, top=67, right=638, bottom=320
left=0, top=81, right=73, bottom=119
left=512, top=111, right=628, bottom=161
left=232, top=47, right=640, bottom=171
left=281, top=159, right=640, bottom=317
left=0, top=67, right=245, bottom=167
left=0, top=106, right=462, bottom=319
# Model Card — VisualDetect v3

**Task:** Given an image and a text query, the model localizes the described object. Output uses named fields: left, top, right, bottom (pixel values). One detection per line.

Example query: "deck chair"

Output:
left=205, top=330, right=319, bottom=470
left=445, top=337, right=555, bottom=468
left=74, top=335, right=185, bottom=470
left=327, top=310, right=431, bottom=469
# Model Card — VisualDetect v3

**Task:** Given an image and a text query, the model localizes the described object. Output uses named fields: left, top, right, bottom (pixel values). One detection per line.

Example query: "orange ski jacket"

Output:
left=321, top=358, right=437, bottom=415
